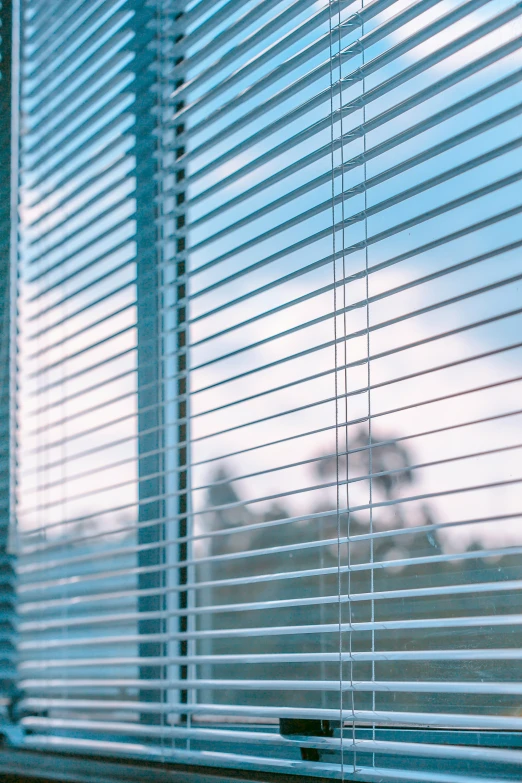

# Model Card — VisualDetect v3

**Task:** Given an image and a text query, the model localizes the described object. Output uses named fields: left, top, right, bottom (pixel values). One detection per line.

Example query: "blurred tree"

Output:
left=197, top=428, right=520, bottom=717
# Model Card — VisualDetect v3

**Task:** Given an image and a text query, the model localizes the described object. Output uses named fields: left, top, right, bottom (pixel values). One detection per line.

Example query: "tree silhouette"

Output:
left=196, top=427, right=521, bottom=717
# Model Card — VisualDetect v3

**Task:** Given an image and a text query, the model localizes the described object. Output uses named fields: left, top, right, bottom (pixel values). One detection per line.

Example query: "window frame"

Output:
left=4, top=0, right=522, bottom=779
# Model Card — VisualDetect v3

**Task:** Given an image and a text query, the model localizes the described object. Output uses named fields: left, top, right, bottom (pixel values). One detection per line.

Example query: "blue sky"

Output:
left=15, top=0, right=522, bottom=555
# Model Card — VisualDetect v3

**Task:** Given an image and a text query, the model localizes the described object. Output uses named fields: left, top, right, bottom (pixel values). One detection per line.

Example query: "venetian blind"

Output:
left=13, top=0, right=522, bottom=781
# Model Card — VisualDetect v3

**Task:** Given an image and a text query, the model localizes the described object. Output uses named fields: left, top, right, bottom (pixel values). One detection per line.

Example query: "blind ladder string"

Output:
left=328, top=1, right=345, bottom=777
left=333, top=0, right=358, bottom=774
left=360, top=0, right=376, bottom=769
left=155, top=0, right=166, bottom=759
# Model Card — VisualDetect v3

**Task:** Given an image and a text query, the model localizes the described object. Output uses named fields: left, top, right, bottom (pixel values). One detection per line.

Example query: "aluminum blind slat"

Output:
left=13, top=701, right=522, bottom=727
left=16, top=682, right=522, bottom=701
left=17, top=646, right=522, bottom=664
left=179, top=0, right=502, bottom=181
left=170, top=0, right=360, bottom=116
left=17, top=499, right=522, bottom=564
left=16, top=366, right=522, bottom=530
left=18, top=423, right=521, bottom=498
left=16, top=541, right=522, bottom=608
left=18, top=399, right=522, bottom=487
left=185, top=31, right=522, bottom=215
left=188, top=124, right=522, bottom=259
left=190, top=167, right=522, bottom=298
left=15, top=574, right=522, bottom=620
left=15, top=436, right=522, bottom=532
left=173, top=0, right=442, bottom=154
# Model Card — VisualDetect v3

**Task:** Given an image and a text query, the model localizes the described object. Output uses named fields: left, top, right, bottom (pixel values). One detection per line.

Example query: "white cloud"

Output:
left=189, top=257, right=522, bottom=552
left=388, top=0, right=522, bottom=73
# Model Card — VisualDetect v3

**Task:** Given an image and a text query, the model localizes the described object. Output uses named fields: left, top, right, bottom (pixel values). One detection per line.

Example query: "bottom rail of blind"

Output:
left=2, top=725, right=522, bottom=783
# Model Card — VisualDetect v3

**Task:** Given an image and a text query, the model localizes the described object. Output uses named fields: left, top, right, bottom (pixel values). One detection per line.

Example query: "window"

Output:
left=4, top=0, right=522, bottom=780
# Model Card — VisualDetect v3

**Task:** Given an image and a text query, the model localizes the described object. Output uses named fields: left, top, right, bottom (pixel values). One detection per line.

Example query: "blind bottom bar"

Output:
left=19, top=720, right=522, bottom=767
left=18, top=735, right=522, bottom=783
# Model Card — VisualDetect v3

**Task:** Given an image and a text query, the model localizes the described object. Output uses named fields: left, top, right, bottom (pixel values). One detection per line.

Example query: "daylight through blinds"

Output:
left=12, top=0, right=522, bottom=780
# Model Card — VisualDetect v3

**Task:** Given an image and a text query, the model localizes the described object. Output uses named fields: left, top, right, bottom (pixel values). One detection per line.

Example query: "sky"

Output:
left=14, top=0, right=522, bottom=560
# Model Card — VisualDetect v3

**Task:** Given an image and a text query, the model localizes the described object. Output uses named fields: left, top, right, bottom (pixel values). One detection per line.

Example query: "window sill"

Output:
left=0, top=747, right=336, bottom=783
